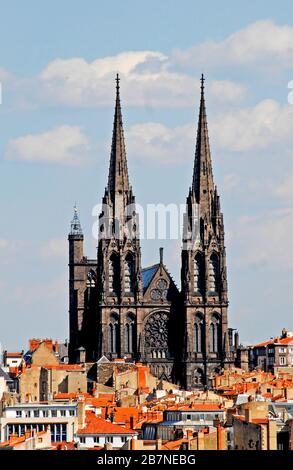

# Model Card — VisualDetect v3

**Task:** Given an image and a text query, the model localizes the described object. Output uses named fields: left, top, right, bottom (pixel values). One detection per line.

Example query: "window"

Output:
left=208, top=253, right=219, bottom=292
left=109, top=314, right=119, bottom=354
left=60, top=410, right=66, bottom=417
left=43, top=410, right=49, bottom=417
left=16, top=410, right=22, bottom=418
left=209, top=314, right=220, bottom=353
left=106, top=436, right=113, bottom=443
left=186, top=414, right=191, bottom=420
left=94, top=437, right=100, bottom=443
left=79, top=437, right=85, bottom=444
left=69, top=410, right=75, bottom=416
left=280, top=356, right=286, bottom=365
left=121, top=436, right=127, bottom=443
left=279, top=348, right=286, bottom=353
left=125, top=314, right=135, bottom=353
left=124, top=254, right=135, bottom=293
left=109, top=254, right=120, bottom=295
left=25, top=411, right=31, bottom=418
left=194, top=314, right=204, bottom=353
left=34, top=410, right=39, bottom=418
left=194, top=253, right=204, bottom=294
left=51, top=409, right=57, bottom=417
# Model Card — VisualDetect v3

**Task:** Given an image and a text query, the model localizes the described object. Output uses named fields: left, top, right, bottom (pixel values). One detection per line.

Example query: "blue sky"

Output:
left=1, top=1, right=293, bottom=350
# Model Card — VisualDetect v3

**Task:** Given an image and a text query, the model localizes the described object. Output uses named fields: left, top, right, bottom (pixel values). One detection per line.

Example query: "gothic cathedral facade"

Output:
left=68, top=75, right=237, bottom=389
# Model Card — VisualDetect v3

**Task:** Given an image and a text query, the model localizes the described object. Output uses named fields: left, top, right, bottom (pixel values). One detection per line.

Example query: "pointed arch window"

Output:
left=194, top=253, right=204, bottom=294
left=109, top=253, right=120, bottom=295
left=125, top=314, right=135, bottom=353
left=124, top=253, right=135, bottom=293
left=208, top=253, right=219, bottom=293
left=109, top=314, right=119, bottom=353
left=209, top=314, right=220, bottom=353
left=194, top=314, right=204, bottom=353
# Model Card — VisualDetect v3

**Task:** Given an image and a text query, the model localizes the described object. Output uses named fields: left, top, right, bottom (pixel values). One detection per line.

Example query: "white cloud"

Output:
left=172, top=20, right=293, bottom=68
left=211, top=99, right=293, bottom=152
left=5, top=125, right=89, bottom=165
left=125, top=98, right=293, bottom=166
left=273, top=173, right=293, bottom=201
left=126, top=122, right=194, bottom=164
left=230, top=209, right=293, bottom=271
left=209, top=80, right=246, bottom=102
left=38, top=51, right=246, bottom=108
left=40, top=239, right=67, bottom=258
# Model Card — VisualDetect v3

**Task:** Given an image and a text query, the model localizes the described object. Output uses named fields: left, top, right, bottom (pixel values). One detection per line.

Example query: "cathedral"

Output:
left=68, top=75, right=238, bottom=389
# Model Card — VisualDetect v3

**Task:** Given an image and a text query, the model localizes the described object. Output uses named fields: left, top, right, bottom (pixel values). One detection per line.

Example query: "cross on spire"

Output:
left=200, top=73, right=205, bottom=93
left=116, top=73, right=120, bottom=91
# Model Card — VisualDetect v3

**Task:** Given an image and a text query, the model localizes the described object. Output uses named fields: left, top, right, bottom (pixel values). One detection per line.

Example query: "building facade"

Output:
left=68, top=75, right=237, bottom=389
left=0, top=402, right=78, bottom=442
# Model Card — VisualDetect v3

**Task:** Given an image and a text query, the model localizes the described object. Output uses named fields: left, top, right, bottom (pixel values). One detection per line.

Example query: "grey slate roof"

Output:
left=141, top=264, right=159, bottom=290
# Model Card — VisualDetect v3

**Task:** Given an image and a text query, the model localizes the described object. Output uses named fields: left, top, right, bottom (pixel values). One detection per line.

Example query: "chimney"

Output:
left=245, top=408, right=252, bottom=422
left=159, top=248, right=163, bottom=275
left=216, top=425, right=223, bottom=450
left=77, top=400, right=86, bottom=429
left=130, top=438, right=137, bottom=450
left=228, top=329, right=233, bottom=350
left=234, top=331, right=239, bottom=350
left=129, top=416, right=137, bottom=430
left=156, top=438, right=162, bottom=450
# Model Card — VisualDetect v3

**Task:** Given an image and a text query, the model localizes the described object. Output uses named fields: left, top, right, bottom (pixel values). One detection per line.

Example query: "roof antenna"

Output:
left=159, top=247, right=163, bottom=275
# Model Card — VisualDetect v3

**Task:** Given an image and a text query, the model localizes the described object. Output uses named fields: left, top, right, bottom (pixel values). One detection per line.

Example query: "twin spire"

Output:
left=71, top=74, right=216, bottom=227
left=106, top=72, right=214, bottom=204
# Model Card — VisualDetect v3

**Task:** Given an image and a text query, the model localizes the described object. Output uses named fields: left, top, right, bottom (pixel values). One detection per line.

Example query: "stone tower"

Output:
left=68, top=205, right=97, bottom=362
left=181, top=75, right=234, bottom=389
left=95, top=74, right=143, bottom=360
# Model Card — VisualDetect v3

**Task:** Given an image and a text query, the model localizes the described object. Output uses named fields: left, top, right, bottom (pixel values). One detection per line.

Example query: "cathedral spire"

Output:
left=192, top=74, right=214, bottom=205
left=107, top=74, right=130, bottom=196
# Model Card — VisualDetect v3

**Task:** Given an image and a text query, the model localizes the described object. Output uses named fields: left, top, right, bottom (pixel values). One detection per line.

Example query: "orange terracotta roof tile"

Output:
left=52, top=441, right=77, bottom=450
left=43, top=364, right=84, bottom=370
left=5, top=352, right=23, bottom=357
left=54, top=392, right=91, bottom=400
left=162, top=439, right=188, bottom=450
left=0, top=429, right=48, bottom=448
left=77, top=411, right=137, bottom=435
left=85, top=396, right=115, bottom=407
